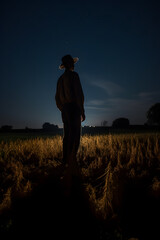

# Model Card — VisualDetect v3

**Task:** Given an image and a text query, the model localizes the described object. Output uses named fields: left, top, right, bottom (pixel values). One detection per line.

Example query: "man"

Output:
left=55, top=55, right=85, bottom=173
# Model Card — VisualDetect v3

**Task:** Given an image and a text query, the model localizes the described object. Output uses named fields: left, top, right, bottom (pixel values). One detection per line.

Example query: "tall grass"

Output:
left=0, top=136, right=62, bottom=213
left=79, top=134, right=160, bottom=220
left=0, top=133, right=160, bottom=221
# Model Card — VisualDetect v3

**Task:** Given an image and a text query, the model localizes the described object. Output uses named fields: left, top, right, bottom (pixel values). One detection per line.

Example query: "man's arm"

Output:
left=55, top=78, right=63, bottom=111
left=74, top=73, right=85, bottom=121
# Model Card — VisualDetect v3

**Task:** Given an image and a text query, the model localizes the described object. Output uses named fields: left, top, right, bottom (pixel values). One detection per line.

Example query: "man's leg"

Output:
left=62, top=106, right=71, bottom=165
left=68, top=113, right=81, bottom=178
left=63, top=121, right=69, bottom=164
left=72, top=115, right=81, bottom=157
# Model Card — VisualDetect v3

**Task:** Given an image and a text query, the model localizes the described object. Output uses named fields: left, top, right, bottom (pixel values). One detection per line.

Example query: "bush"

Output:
left=112, top=118, right=130, bottom=128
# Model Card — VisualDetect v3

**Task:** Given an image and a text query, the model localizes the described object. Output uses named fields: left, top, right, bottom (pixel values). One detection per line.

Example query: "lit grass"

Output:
left=0, top=133, right=160, bottom=220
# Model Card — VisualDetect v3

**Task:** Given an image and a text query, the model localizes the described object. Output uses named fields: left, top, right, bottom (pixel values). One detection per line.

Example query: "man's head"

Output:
left=59, top=55, right=79, bottom=70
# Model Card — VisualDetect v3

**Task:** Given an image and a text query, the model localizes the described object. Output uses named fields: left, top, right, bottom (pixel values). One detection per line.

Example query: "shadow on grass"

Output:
left=1, top=167, right=102, bottom=239
left=120, top=176, right=160, bottom=240
left=1, top=165, right=159, bottom=240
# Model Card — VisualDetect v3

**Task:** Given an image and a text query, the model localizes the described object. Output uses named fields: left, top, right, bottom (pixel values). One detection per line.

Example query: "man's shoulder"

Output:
left=58, top=71, right=79, bottom=80
left=58, top=73, right=64, bottom=81
left=72, top=71, right=79, bottom=75
left=72, top=71, right=79, bottom=79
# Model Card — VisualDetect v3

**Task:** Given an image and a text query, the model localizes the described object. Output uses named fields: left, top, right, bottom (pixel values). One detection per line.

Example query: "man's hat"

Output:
left=59, top=55, right=79, bottom=70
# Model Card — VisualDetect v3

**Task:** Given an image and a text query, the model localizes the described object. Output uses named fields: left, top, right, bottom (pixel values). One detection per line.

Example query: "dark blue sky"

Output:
left=1, top=0, right=160, bottom=128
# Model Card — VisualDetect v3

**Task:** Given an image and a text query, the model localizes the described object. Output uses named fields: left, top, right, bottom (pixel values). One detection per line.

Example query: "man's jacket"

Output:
left=55, top=70, right=84, bottom=114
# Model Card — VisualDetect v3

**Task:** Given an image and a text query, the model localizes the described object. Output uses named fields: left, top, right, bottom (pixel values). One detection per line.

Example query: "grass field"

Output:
left=0, top=133, right=160, bottom=239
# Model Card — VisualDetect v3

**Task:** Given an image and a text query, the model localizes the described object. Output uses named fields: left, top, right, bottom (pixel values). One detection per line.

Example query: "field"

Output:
left=0, top=133, right=160, bottom=239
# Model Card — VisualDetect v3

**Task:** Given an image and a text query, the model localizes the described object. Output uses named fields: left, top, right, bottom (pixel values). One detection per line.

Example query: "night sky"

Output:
left=1, top=0, right=160, bottom=128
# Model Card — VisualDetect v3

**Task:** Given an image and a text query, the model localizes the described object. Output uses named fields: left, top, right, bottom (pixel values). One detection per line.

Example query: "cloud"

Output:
left=82, top=74, right=160, bottom=125
left=85, top=99, right=109, bottom=111
left=138, top=91, right=160, bottom=99
left=87, top=99, right=106, bottom=106
left=85, top=106, right=109, bottom=111
left=82, top=74, right=124, bottom=97
left=91, top=80, right=124, bottom=96
left=105, top=94, right=159, bottom=124
left=85, top=94, right=157, bottom=125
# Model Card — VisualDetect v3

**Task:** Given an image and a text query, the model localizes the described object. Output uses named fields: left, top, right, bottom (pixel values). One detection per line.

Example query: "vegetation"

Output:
left=79, top=134, right=160, bottom=218
left=42, top=122, right=59, bottom=131
left=0, top=136, right=63, bottom=212
left=147, top=102, right=160, bottom=126
left=0, top=133, right=160, bottom=238
left=112, top=118, right=130, bottom=128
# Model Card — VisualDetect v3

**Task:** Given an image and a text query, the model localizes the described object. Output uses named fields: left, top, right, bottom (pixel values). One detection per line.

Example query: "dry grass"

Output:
left=0, top=133, right=160, bottom=222
left=79, top=134, right=160, bottom=220
left=0, top=136, right=63, bottom=213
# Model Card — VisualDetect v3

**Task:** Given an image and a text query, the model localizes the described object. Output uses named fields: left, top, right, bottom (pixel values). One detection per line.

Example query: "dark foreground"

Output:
left=0, top=168, right=115, bottom=240
left=0, top=166, right=159, bottom=240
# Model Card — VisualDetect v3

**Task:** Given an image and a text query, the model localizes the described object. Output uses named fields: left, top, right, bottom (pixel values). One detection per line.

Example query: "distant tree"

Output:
left=42, top=122, right=58, bottom=131
left=25, top=126, right=32, bottom=131
left=1, top=125, right=13, bottom=131
left=101, top=120, right=108, bottom=127
left=112, top=118, right=130, bottom=128
left=146, top=103, right=160, bottom=126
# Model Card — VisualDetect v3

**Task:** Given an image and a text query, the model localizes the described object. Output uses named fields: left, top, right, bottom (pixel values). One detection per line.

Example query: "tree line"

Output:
left=102, top=103, right=160, bottom=128
left=0, top=103, right=160, bottom=131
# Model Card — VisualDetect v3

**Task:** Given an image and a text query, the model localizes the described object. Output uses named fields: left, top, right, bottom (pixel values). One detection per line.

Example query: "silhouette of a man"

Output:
left=55, top=55, right=85, bottom=171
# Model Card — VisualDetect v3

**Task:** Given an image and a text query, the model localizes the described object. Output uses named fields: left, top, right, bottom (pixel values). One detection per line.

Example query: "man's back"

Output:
left=55, top=70, right=84, bottom=114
